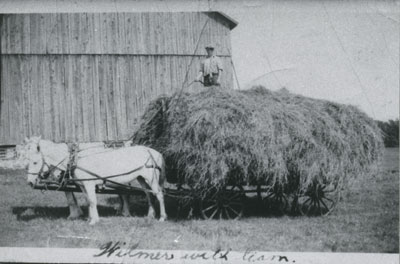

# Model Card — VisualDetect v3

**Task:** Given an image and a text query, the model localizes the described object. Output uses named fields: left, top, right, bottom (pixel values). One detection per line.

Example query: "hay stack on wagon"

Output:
left=132, top=86, right=383, bottom=198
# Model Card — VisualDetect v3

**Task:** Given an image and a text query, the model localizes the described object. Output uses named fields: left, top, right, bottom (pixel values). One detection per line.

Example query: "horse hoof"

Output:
left=89, top=219, right=99, bottom=225
left=159, top=217, right=166, bottom=222
left=67, top=214, right=80, bottom=220
left=122, top=212, right=132, bottom=217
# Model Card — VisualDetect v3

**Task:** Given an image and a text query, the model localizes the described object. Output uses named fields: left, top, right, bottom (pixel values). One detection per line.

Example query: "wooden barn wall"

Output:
left=1, top=13, right=232, bottom=56
left=0, top=13, right=234, bottom=144
left=0, top=55, right=233, bottom=144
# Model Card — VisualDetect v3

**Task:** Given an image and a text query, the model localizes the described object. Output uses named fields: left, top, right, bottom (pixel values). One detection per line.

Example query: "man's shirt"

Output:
left=200, top=55, right=223, bottom=76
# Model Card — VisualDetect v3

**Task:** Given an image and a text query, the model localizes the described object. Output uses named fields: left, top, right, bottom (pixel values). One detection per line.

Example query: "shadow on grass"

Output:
left=12, top=205, right=117, bottom=221
left=12, top=195, right=310, bottom=222
left=120, top=194, right=305, bottom=220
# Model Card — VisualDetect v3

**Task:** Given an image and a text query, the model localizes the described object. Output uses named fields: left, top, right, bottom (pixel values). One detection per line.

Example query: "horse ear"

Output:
left=24, top=137, right=29, bottom=144
left=38, top=135, right=42, bottom=141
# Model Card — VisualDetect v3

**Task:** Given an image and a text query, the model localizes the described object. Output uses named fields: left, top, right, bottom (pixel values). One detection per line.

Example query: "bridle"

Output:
left=26, top=152, right=49, bottom=180
left=27, top=151, right=67, bottom=181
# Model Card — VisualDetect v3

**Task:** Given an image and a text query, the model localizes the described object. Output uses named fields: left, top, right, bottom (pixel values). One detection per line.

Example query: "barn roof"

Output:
left=210, top=12, right=238, bottom=30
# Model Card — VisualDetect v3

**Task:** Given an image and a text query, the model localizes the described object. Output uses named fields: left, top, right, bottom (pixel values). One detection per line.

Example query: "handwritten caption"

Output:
left=94, top=241, right=296, bottom=263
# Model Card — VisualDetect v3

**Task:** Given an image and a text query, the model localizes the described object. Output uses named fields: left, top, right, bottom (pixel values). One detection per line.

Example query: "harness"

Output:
left=34, top=144, right=162, bottom=194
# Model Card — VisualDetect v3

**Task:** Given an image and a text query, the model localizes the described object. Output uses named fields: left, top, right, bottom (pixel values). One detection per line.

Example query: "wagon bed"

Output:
left=33, top=179, right=340, bottom=220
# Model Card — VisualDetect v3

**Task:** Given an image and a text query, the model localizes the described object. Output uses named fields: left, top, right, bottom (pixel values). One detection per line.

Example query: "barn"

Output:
left=0, top=11, right=237, bottom=146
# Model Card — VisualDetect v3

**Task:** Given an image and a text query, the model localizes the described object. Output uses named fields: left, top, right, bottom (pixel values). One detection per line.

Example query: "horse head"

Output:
left=24, top=136, right=51, bottom=186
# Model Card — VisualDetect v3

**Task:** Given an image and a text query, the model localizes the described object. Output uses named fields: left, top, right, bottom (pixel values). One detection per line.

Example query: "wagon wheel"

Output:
left=263, top=186, right=289, bottom=215
left=297, top=183, right=339, bottom=216
left=200, top=185, right=245, bottom=220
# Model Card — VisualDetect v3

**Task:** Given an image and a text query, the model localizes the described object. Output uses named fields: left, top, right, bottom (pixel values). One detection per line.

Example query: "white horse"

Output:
left=24, top=142, right=130, bottom=219
left=24, top=136, right=167, bottom=225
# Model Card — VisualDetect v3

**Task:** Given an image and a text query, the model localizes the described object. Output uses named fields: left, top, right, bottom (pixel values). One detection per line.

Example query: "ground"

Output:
left=0, top=148, right=398, bottom=252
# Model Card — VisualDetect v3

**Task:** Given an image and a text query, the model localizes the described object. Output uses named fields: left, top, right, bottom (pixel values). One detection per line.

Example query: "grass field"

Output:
left=0, top=148, right=398, bottom=252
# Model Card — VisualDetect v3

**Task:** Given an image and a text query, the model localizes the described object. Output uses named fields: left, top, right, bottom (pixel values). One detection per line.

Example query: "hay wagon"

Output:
left=33, top=157, right=340, bottom=220
left=164, top=178, right=341, bottom=219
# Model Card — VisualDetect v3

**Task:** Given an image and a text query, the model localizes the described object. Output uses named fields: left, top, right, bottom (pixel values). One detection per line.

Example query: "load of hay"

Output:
left=132, top=86, right=383, bottom=197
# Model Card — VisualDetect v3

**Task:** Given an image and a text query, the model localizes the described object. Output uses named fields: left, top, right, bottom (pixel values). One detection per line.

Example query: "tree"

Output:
left=376, top=119, right=399, bottom=147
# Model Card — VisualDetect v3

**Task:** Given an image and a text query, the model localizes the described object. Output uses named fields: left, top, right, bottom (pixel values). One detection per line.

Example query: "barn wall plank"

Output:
left=56, top=55, right=65, bottom=141
left=104, top=55, right=111, bottom=140
left=8, top=57, right=15, bottom=142
left=0, top=61, right=5, bottom=144
left=91, top=55, right=101, bottom=141
left=1, top=57, right=10, bottom=143
left=112, top=55, right=120, bottom=139
left=0, top=16, right=5, bottom=54
left=98, top=55, right=107, bottom=142
left=80, top=55, right=89, bottom=142
left=64, top=55, right=72, bottom=142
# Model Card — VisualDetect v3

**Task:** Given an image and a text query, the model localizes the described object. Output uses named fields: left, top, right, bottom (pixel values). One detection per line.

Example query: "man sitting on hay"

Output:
left=195, top=44, right=223, bottom=87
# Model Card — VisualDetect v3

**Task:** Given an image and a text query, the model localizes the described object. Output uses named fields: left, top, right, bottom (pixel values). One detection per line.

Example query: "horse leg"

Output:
left=116, top=195, right=123, bottom=215
left=153, top=184, right=167, bottom=222
left=137, top=177, right=156, bottom=219
left=65, top=192, right=83, bottom=219
left=119, top=194, right=131, bottom=217
left=143, top=170, right=167, bottom=222
left=83, top=182, right=100, bottom=225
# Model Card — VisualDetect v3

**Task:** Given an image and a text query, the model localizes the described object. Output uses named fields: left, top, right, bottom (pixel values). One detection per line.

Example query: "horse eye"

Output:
left=33, top=162, right=38, bottom=165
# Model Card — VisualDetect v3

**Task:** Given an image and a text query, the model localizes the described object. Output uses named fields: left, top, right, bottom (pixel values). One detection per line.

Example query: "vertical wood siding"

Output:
left=0, top=12, right=234, bottom=144
left=1, top=13, right=232, bottom=56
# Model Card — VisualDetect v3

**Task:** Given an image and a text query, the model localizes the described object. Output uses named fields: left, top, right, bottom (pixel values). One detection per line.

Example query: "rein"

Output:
left=35, top=146, right=161, bottom=195
left=27, top=153, right=67, bottom=179
left=69, top=165, right=145, bottom=182
left=69, top=165, right=156, bottom=194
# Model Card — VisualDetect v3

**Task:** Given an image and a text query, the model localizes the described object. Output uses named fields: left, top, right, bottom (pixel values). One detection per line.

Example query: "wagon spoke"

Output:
left=323, top=197, right=334, bottom=203
left=323, top=195, right=337, bottom=206
left=306, top=199, right=315, bottom=215
left=209, top=193, right=218, bottom=201
left=305, top=200, right=314, bottom=215
left=303, top=197, right=311, bottom=206
left=266, top=192, right=275, bottom=198
left=227, top=206, right=240, bottom=217
left=229, top=206, right=242, bottom=214
left=320, top=198, right=330, bottom=212
left=210, top=207, right=219, bottom=219
left=321, top=196, right=334, bottom=206
left=317, top=199, right=322, bottom=215
left=204, top=204, right=217, bottom=212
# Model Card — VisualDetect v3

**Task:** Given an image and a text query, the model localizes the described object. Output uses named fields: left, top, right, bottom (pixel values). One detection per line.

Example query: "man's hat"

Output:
left=205, top=44, right=214, bottom=50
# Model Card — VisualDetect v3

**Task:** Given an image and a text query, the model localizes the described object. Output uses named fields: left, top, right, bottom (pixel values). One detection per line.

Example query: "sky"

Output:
left=1, top=0, right=398, bottom=121
left=223, top=1, right=399, bottom=121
